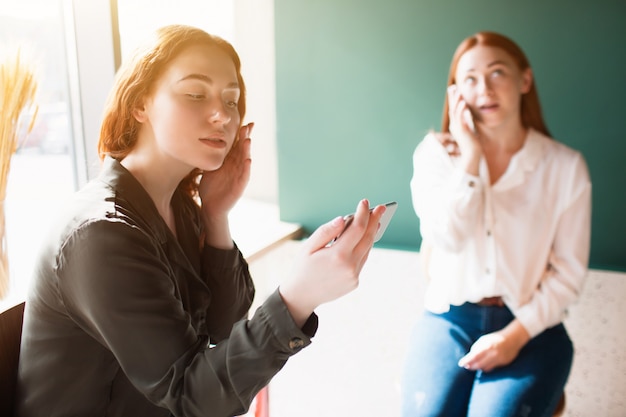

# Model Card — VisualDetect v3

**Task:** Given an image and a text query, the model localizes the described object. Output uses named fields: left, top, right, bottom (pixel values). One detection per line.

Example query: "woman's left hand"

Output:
left=198, top=122, right=253, bottom=217
left=458, top=319, right=530, bottom=372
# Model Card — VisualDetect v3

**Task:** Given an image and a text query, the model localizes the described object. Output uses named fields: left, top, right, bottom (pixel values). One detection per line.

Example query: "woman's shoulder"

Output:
left=47, top=179, right=162, bottom=253
left=412, top=130, right=459, bottom=166
left=530, top=129, right=585, bottom=160
left=415, top=130, right=450, bottom=153
left=529, top=130, right=590, bottom=183
left=420, top=130, right=446, bottom=144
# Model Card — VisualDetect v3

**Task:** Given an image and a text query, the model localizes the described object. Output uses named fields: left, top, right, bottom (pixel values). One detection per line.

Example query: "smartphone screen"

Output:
left=332, top=201, right=398, bottom=244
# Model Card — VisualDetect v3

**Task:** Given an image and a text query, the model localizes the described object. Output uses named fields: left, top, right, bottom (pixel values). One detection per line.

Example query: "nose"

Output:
left=477, top=77, right=493, bottom=96
left=207, top=99, right=231, bottom=124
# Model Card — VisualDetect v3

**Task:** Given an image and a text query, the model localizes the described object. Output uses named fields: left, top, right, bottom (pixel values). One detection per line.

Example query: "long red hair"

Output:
left=441, top=31, right=550, bottom=137
left=98, top=24, right=247, bottom=198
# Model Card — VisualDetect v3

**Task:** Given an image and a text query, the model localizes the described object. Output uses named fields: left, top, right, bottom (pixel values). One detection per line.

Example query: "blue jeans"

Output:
left=401, top=303, right=573, bottom=417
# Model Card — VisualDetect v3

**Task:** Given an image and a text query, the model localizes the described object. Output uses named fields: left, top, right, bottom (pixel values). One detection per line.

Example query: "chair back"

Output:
left=0, top=301, right=25, bottom=417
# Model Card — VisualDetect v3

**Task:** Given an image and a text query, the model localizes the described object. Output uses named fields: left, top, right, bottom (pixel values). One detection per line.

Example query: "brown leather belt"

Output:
left=476, top=296, right=504, bottom=307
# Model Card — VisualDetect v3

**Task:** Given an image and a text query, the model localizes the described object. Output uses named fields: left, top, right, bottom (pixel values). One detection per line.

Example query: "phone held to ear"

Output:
left=330, top=201, right=398, bottom=245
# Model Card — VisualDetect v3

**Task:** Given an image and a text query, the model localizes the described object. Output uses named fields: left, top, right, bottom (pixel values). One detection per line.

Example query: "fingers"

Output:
left=351, top=203, right=385, bottom=257
left=331, top=199, right=379, bottom=250
left=304, top=215, right=346, bottom=253
left=436, top=133, right=460, bottom=156
left=238, top=137, right=252, bottom=163
left=226, top=123, right=253, bottom=167
left=237, top=147, right=252, bottom=184
left=304, top=199, right=383, bottom=254
left=447, top=84, right=458, bottom=99
left=459, top=348, right=499, bottom=372
left=234, top=123, right=253, bottom=153
left=240, top=123, right=253, bottom=162
left=309, top=200, right=371, bottom=253
left=462, top=108, right=475, bottom=133
left=447, top=85, right=466, bottom=116
left=240, top=122, right=254, bottom=141
left=458, top=333, right=512, bottom=372
left=447, top=85, right=461, bottom=123
left=447, top=86, right=474, bottom=135
left=345, top=198, right=372, bottom=238
left=458, top=349, right=485, bottom=371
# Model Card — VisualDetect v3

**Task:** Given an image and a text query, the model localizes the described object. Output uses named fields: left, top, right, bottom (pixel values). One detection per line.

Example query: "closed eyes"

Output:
left=186, top=93, right=206, bottom=100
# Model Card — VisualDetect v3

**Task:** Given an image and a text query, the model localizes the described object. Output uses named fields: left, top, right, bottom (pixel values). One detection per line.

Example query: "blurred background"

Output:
left=2, top=1, right=625, bottom=306
left=1, top=1, right=624, bottom=416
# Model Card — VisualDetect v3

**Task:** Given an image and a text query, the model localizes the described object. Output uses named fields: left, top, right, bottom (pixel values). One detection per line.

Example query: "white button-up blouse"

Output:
left=410, top=128, right=592, bottom=338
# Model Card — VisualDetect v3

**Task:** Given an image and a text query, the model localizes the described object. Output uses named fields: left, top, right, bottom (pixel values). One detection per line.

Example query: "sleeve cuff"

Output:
left=451, top=169, right=482, bottom=194
left=512, top=304, right=545, bottom=339
left=254, top=289, right=319, bottom=354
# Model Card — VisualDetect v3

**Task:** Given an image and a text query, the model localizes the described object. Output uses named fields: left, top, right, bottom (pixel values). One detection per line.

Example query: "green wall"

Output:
left=275, top=0, right=626, bottom=272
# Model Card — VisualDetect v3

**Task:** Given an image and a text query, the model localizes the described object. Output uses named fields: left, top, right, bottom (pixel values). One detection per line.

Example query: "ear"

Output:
left=520, top=68, right=533, bottom=94
left=132, top=100, right=147, bottom=123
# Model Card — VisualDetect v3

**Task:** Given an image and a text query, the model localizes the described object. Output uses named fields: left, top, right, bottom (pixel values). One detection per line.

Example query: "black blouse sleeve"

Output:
left=201, top=244, right=255, bottom=342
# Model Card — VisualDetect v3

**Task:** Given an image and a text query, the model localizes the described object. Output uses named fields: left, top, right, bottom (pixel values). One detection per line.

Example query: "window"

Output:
left=1, top=0, right=76, bottom=303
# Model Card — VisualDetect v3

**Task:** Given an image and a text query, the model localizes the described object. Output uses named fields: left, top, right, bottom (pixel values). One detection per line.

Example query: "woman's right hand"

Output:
left=278, top=199, right=386, bottom=327
left=447, top=85, right=482, bottom=175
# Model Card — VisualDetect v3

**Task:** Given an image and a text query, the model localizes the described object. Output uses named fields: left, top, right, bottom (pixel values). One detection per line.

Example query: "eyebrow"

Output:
left=464, top=60, right=510, bottom=73
left=178, top=73, right=239, bottom=89
left=487, top=60, right=508, bottom=68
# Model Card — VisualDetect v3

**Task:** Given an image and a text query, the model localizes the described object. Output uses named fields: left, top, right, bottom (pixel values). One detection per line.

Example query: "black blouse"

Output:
left=17, top=157, right=317, bottom=417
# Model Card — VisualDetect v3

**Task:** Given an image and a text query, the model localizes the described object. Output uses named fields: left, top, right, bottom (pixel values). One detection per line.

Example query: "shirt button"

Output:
left=468, top=180, right=475, bottom=188
left=289, top=338, right=304, bottom=350
left=485, top=268, right=490, bottom=274
left=486, top=230, right=491, bottom=236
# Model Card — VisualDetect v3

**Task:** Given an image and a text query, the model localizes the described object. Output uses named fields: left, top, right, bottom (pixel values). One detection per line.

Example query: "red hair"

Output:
left=441, top=31, right=550, bottom=137
left=98, top=25, right=247, bottom=198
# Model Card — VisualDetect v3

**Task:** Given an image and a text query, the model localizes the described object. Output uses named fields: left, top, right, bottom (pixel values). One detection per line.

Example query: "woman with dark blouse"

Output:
left=16, top=24, right=386, bottom=417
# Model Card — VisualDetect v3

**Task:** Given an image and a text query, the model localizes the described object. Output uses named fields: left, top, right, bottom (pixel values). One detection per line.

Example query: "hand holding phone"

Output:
left=448, top=84, right=476, bottom=132
left=446, top=85, right=481, bottom=161
left=280, top=200, right=390, bottom=326
left=331, top=201, right=398, bottom=244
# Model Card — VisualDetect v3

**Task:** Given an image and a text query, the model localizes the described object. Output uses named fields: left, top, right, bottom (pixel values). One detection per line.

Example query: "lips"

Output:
left=199, top=137, right=227, bottom=148
left=479, top=103, right=499, bottom=113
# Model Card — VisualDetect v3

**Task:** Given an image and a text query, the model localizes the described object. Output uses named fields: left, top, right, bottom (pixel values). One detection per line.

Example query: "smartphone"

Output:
left=332, top=201, right=398, bottom=244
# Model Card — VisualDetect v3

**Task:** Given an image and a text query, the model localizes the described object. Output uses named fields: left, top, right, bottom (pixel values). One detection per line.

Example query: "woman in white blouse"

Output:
left=401, top=31, right=591, bottom=417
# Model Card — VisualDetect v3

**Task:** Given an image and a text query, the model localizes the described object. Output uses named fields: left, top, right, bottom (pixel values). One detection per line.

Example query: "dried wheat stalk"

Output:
left=0, top=46, right=38, bottom=299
